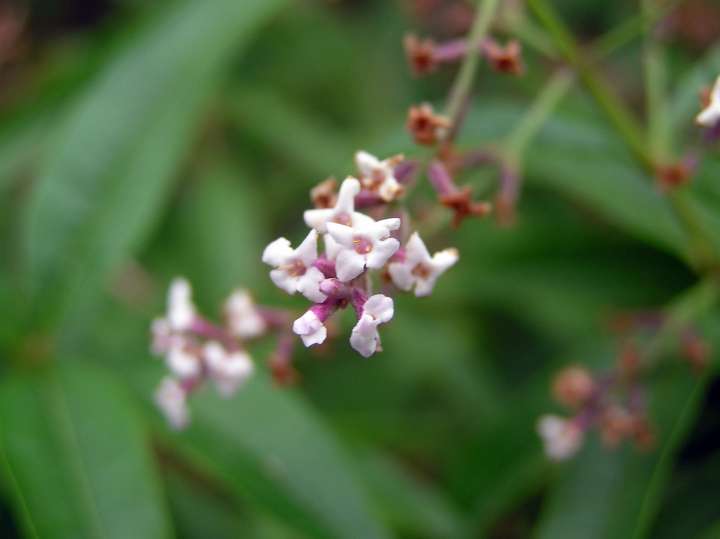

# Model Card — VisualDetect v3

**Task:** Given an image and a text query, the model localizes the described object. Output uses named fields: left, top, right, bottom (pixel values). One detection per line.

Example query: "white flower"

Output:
left=166, top=278, right=196, bottom=331
left=155, top=377, right=189, bottom=430
left=355, top=150, right=403, bottom=202
left=388, top=232, right=459, bottom=296
left=326, top=218, right=401, bottom=282
left=304, top=177, right=374, bottom=233
left=151, top=318, right=180, bottom=355
left=697, top=75, right=720, bottom=127
left=203, top=341, right=254, bottom=398
left=536, top=415, right=584, bottom=461
left=350, top=294, right=394, bottom=358
left=262, top=229, right=327, bottom=303
left=224, top=289, right=266, bottom=339
left=166, top=344, right=201, bottom=380
left=293, top=310, right=327, bottom=347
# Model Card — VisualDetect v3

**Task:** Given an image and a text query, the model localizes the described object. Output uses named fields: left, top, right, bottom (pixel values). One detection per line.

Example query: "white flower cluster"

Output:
left=262, top=151, right=459, bottom=358
left=151, top=279, right=262, bottom=429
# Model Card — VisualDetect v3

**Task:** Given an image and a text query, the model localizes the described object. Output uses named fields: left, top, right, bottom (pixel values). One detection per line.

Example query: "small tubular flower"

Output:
left=326, top=218, right=401, bottom=282
left=350, top=294, right=394, bottom=358
left=388, top=232, right=458, bottom=296
left=224, top=289, right=266, bottom=339
left=304, top=177, right=374, bottom=233
left=697, top=75, right=720, bottom=126
left=155, top=377, right=189, bottom=430
left=166, top=344, right=202, bottom=380
left=262, top=229, right=327, bottom=303
left=166, top=278, right=196, bottom=331
left=355, top=151, right=404, bottom=202
left=293, top=309, right=328, bottom=347
left=536, top=415, right=584, bottom=461
left=203, top=341, right=254, bottom=397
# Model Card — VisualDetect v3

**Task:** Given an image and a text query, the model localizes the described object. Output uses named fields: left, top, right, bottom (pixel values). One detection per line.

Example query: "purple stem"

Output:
left=258, top=308, right=291, bottom=329
left=313, top=257, right=336, bottom=278
left=355, top=190, right=384, bottom=209
left=351, top=288, right=368, bottom=319
left=394, top=160, right=419, bottom=185
left=428, top=160, right=458, bottom=196
left=433, top=38, right=468, bottom=63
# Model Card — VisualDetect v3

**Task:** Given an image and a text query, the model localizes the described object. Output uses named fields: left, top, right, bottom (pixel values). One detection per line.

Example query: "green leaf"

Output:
left=23, top=0, right=287, bottom=323
left=535, top=368, right=707, bottom=539
left=358, top=451, right=468, bottom=539
left=163, top=377, right=392, bottom=539
left=0, top=363, right=171, bottom=539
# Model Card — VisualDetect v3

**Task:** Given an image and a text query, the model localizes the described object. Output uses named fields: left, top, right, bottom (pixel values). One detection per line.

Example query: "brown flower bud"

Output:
left=406, top=103, right=451, bottom=146
left=552, top=365, right=596, bottom=408
left=404, top=34, right=438, bottom=76
left=439, top=186, right=492, bottom=228
left=655, top=161, right=692, bottom=189
left=483, top=39, right=524, bottom=76
left=311, top=178, right=338, bottom=209
left=600, top=405, right=636, bottom=448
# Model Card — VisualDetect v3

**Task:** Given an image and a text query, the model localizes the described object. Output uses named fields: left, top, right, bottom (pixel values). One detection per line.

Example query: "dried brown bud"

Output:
left=439, top=186, right=492, bottom=227
left=600, top=405, right=636, bottom=448
left=406, top=103, right=451, bottom=146
left=681, top=333, right=711, bottom=373
left=483, top=39, right=524, bottom=76
left=404, top=34, right=438, bottom=76
left=270, top=358, right=299, bottom=386
left=552, top=365, right=595, bottom=408
left=655, top=161, right=692, bottom=189
left=311, top=178, right=338, bottom=209
left=632, top=418, right=656, bottom=452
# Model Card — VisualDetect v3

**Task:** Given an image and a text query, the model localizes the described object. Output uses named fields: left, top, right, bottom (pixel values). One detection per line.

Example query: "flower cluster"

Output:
left=537, top=312, right=711, bottom=461
left=151, top=279, right=275, bottom=428
left=262, top=152, right=460, bottom=358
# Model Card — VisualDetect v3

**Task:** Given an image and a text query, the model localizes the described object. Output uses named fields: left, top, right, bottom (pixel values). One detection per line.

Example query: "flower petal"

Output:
left=297, top=266, right=328, bottom=303
left=335, top=249, right=366, bottom=282
left=295, top=229, right=319, bottom=266
left=366, top=237, right=400, bottom=269
left=262, top=237, right=294, bottom=266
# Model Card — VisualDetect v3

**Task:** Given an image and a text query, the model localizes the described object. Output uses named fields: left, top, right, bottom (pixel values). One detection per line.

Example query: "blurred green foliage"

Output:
left=1, top=0, right=720, bottom=538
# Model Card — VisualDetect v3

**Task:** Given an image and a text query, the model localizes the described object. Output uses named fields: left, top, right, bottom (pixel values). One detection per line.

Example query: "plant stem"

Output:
left=644, top=277, right=720, bottom=364
left=444, top=0, right=499, bottom=136
left=526, top=0, right=652, bottom=169
left=505, top=68, right=574, bottom=158
left=642, top=0, right=671, bottom=161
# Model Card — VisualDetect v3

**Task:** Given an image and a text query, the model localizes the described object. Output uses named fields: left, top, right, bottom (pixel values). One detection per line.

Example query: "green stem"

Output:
left=505, top=69, right=575, bottom=158
left=642, top=0, right=671, bottom=161
left=644, top=278, right=720, bottom=364
left=444, top=0, right=499, bottom=132
left=526, top=0, right=652, bottom=169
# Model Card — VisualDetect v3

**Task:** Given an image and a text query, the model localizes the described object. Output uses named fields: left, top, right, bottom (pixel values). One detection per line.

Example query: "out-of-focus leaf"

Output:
left=163, top=377, right=391, bottom=539
left=358, top=451, right=468, bottom=539
left=163, top=467, right=303, bottom=539
left=699, top=521, right=720, bottom=539
left=0, top=363, right=171, bottom=539
left=457, top=101, right=687, bottom=257
left=535, top=368, right=706, bottom=539
left=144, top=159, right=267, bottom=306
left=24, top=0, right=287, bottom=323
left=651, top=453, right=720, bottom=539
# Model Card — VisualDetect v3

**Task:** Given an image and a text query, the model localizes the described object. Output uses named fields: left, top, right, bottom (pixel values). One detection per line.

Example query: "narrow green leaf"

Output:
left=164, top=377, right=392, bottom=539
left=0, top=363, right=172, bottom=539
left=24, top=0, right=287, bottom=322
